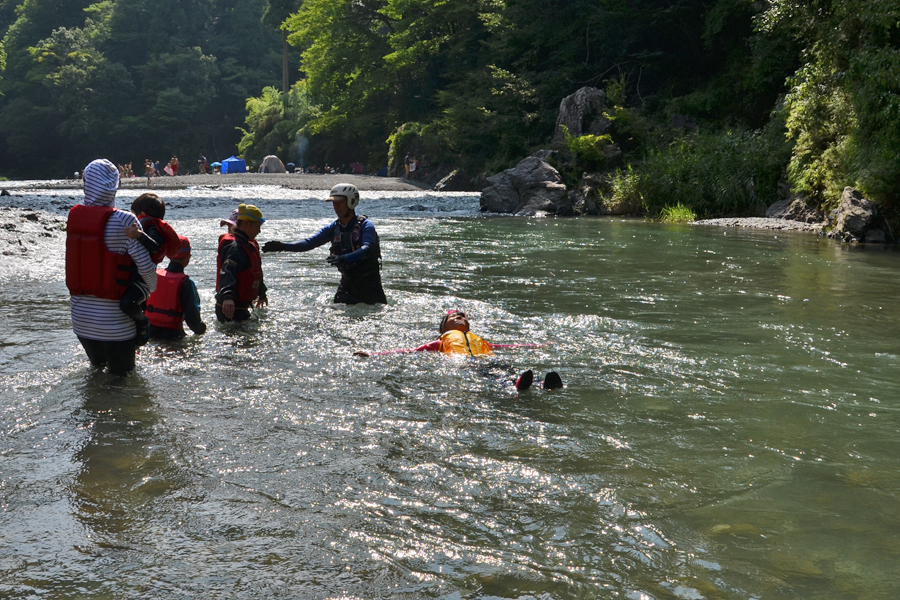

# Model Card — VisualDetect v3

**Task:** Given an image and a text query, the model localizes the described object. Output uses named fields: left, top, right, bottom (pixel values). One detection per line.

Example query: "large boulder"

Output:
left=480, top=156, right=571, bottom=215
left=552, top=87, right=611, bottom=145
left=570, top=173, right=610, bottom=216
left=829, top=187, right=895, bottom=243
left=765, top=196, right=825, bottom=223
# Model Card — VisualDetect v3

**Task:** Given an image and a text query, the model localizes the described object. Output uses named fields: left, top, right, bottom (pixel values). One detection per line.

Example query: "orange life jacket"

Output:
left=216, top=233, right=263, bottom=303
left=145, top=269, right=187, bottom=329
left=65, top=205, right=133, bottom=300
left=439, top=330, right=493, bottom=356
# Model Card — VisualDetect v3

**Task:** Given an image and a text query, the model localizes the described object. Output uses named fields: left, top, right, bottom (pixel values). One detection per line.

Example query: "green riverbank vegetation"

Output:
left=1, top=0, right=898, bottom=223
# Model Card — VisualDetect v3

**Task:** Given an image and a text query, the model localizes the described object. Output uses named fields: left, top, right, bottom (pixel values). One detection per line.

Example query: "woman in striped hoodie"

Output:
left=66, top=159, right=157, bottom=375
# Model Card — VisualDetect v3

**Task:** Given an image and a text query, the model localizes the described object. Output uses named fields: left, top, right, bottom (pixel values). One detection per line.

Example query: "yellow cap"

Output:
left=236, top=203, right=265, bottom=223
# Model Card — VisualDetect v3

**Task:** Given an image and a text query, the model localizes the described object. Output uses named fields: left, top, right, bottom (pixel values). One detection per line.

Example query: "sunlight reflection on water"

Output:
left=1, top=188, right=900, bottom=598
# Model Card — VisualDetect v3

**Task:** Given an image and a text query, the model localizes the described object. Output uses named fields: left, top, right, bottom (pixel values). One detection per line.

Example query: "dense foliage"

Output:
left=0, top=0, right=289, bottom=176
left=2, top=0, right=898, bottom=222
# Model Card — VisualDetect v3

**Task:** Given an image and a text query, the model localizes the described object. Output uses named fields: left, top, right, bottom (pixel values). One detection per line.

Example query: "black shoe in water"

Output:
left=515, top=369, right=534, bottom=391
left=542, top=371, right=563, bottom=390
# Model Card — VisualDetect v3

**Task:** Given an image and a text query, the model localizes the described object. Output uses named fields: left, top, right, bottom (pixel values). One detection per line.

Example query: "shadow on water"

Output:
left=54, top=372, right=182, bottom=595
left=70, top=374, right=167, bottom=543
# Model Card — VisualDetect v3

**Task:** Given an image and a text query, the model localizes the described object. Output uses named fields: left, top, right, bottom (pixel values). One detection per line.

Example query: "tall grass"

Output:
left=612, top=119, right=791, bottom=218
left=657, top=203, right=697, bottom=223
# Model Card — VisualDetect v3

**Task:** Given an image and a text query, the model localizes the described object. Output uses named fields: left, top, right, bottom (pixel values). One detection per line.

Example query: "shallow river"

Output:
left=2, top=187, right=899, bottom=599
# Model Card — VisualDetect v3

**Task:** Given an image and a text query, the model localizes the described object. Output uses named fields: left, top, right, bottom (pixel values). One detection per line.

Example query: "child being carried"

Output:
left=122, top=193, right=182, bottom=345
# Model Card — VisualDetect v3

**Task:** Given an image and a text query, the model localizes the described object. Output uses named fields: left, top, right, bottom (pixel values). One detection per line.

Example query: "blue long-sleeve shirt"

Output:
left=281, top=216, right=379, bottom=263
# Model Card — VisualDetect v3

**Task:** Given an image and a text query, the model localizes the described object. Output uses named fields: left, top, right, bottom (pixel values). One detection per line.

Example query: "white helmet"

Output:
left=328, top=183, right=360, bottom=209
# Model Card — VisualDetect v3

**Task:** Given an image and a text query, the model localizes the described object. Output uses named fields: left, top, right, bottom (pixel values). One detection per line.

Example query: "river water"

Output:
left=2, top=187, right=899, bottom=599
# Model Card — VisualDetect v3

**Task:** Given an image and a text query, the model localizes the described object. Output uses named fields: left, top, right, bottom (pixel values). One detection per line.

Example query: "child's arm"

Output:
left=134, top=222, right=164, bottom=255
left=489, top=343, right=549, bottom=350
left=125, top=224, right=142, bottom=239
left=354, top=339, right=441, bottom=357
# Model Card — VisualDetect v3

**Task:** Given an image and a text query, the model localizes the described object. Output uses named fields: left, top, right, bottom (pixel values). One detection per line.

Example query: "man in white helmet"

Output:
left=262, top=183, right=387, bottom=304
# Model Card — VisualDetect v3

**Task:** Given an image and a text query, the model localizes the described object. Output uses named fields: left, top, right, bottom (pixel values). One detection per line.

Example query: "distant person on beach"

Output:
left=198, top=153, right=207, bottom=175
left=146, top=235, right=207, bottom=340
left=354, top=309, right=563, bottom=391
left=216, top=204, right=268, bottom=322
left=262, top=183, right=387, bottom=305
left=404, top=153, right=411, bottom=179
left=66, top=159, right=157, bottom=375
left=172, top=157, right=179, bottom=176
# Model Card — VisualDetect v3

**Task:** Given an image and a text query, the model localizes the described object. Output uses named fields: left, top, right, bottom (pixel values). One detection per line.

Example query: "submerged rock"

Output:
left=0, top=207, right=67, bottom=256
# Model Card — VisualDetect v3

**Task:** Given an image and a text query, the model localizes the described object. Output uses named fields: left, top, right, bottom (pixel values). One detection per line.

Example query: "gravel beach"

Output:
left=694, top=216, right=826, bottom=234
left=1, top=172, right=430, bottom=192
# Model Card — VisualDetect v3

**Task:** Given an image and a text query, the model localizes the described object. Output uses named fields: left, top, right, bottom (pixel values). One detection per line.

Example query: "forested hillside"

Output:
left=2, top=0, right=898, bottom=221
left=0, top=0, right=290, bottom=176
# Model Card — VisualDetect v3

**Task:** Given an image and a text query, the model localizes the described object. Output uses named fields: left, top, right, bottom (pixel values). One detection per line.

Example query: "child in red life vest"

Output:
left=122, top=193, right=182, bottom=344
left=145, top=236, right=207, bottom=340
left=354, top=309, right=563, bottom=391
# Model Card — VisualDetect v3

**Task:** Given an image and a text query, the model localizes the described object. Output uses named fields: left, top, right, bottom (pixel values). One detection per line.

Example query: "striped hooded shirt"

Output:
left=69, top=159, right=157, bottom=342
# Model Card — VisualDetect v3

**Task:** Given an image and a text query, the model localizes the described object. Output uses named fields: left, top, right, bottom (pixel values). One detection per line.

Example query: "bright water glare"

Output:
left=2, top=186, right=900, bottom=599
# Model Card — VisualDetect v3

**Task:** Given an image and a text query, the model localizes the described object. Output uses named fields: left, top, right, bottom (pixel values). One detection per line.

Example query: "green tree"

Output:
left=237, top=80, right=320, bottom=166
left=0, top=0, right=283, bottom=176
left=262, top=0, right=303, bottom=98
left=760, top=0, right=900, bottom=214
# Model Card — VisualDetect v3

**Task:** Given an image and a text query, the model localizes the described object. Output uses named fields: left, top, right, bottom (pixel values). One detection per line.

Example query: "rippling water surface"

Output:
left=2, top=187, right=900, bottom=599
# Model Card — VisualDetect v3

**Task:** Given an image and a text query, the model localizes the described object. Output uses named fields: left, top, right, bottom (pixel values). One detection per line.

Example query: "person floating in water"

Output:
left=262, top=183, right=387, bottom=305
left=354, top=309, right=563, bottom=391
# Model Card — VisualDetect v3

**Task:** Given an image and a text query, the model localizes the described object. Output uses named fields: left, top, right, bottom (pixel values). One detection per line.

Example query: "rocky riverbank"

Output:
left=693, top=217, right=825, bottom=233
left=0, top=206, right=67, bottom=258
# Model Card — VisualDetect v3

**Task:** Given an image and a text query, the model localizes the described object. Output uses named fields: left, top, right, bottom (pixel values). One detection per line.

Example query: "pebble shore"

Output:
left=2, top=172, right=430, bottom=192
left=694, top=216, right=825, bottom=234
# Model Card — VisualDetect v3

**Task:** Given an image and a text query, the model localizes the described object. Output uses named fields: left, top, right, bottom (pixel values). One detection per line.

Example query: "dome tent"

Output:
left=259, top=155, right=286, bottom=173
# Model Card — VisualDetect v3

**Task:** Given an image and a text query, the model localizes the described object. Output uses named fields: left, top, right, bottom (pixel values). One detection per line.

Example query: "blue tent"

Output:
left=221, top=155, right=247, bottom=174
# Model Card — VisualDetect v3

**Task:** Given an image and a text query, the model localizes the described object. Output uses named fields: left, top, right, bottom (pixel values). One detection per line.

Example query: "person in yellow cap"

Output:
left=215, top=203, right=268, bottom=322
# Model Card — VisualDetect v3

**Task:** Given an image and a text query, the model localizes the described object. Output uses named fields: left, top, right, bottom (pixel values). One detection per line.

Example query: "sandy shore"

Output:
left=1, top=172, right=431, bottom=192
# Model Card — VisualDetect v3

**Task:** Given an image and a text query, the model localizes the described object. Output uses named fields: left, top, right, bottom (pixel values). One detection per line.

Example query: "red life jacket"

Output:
left=145, top=269, right=187, bottom=329
left=140, top=216, right=181, bottom=263
left=216, top=233, right=263, bottom=303
left=65, top=205, right=133, bottom=300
